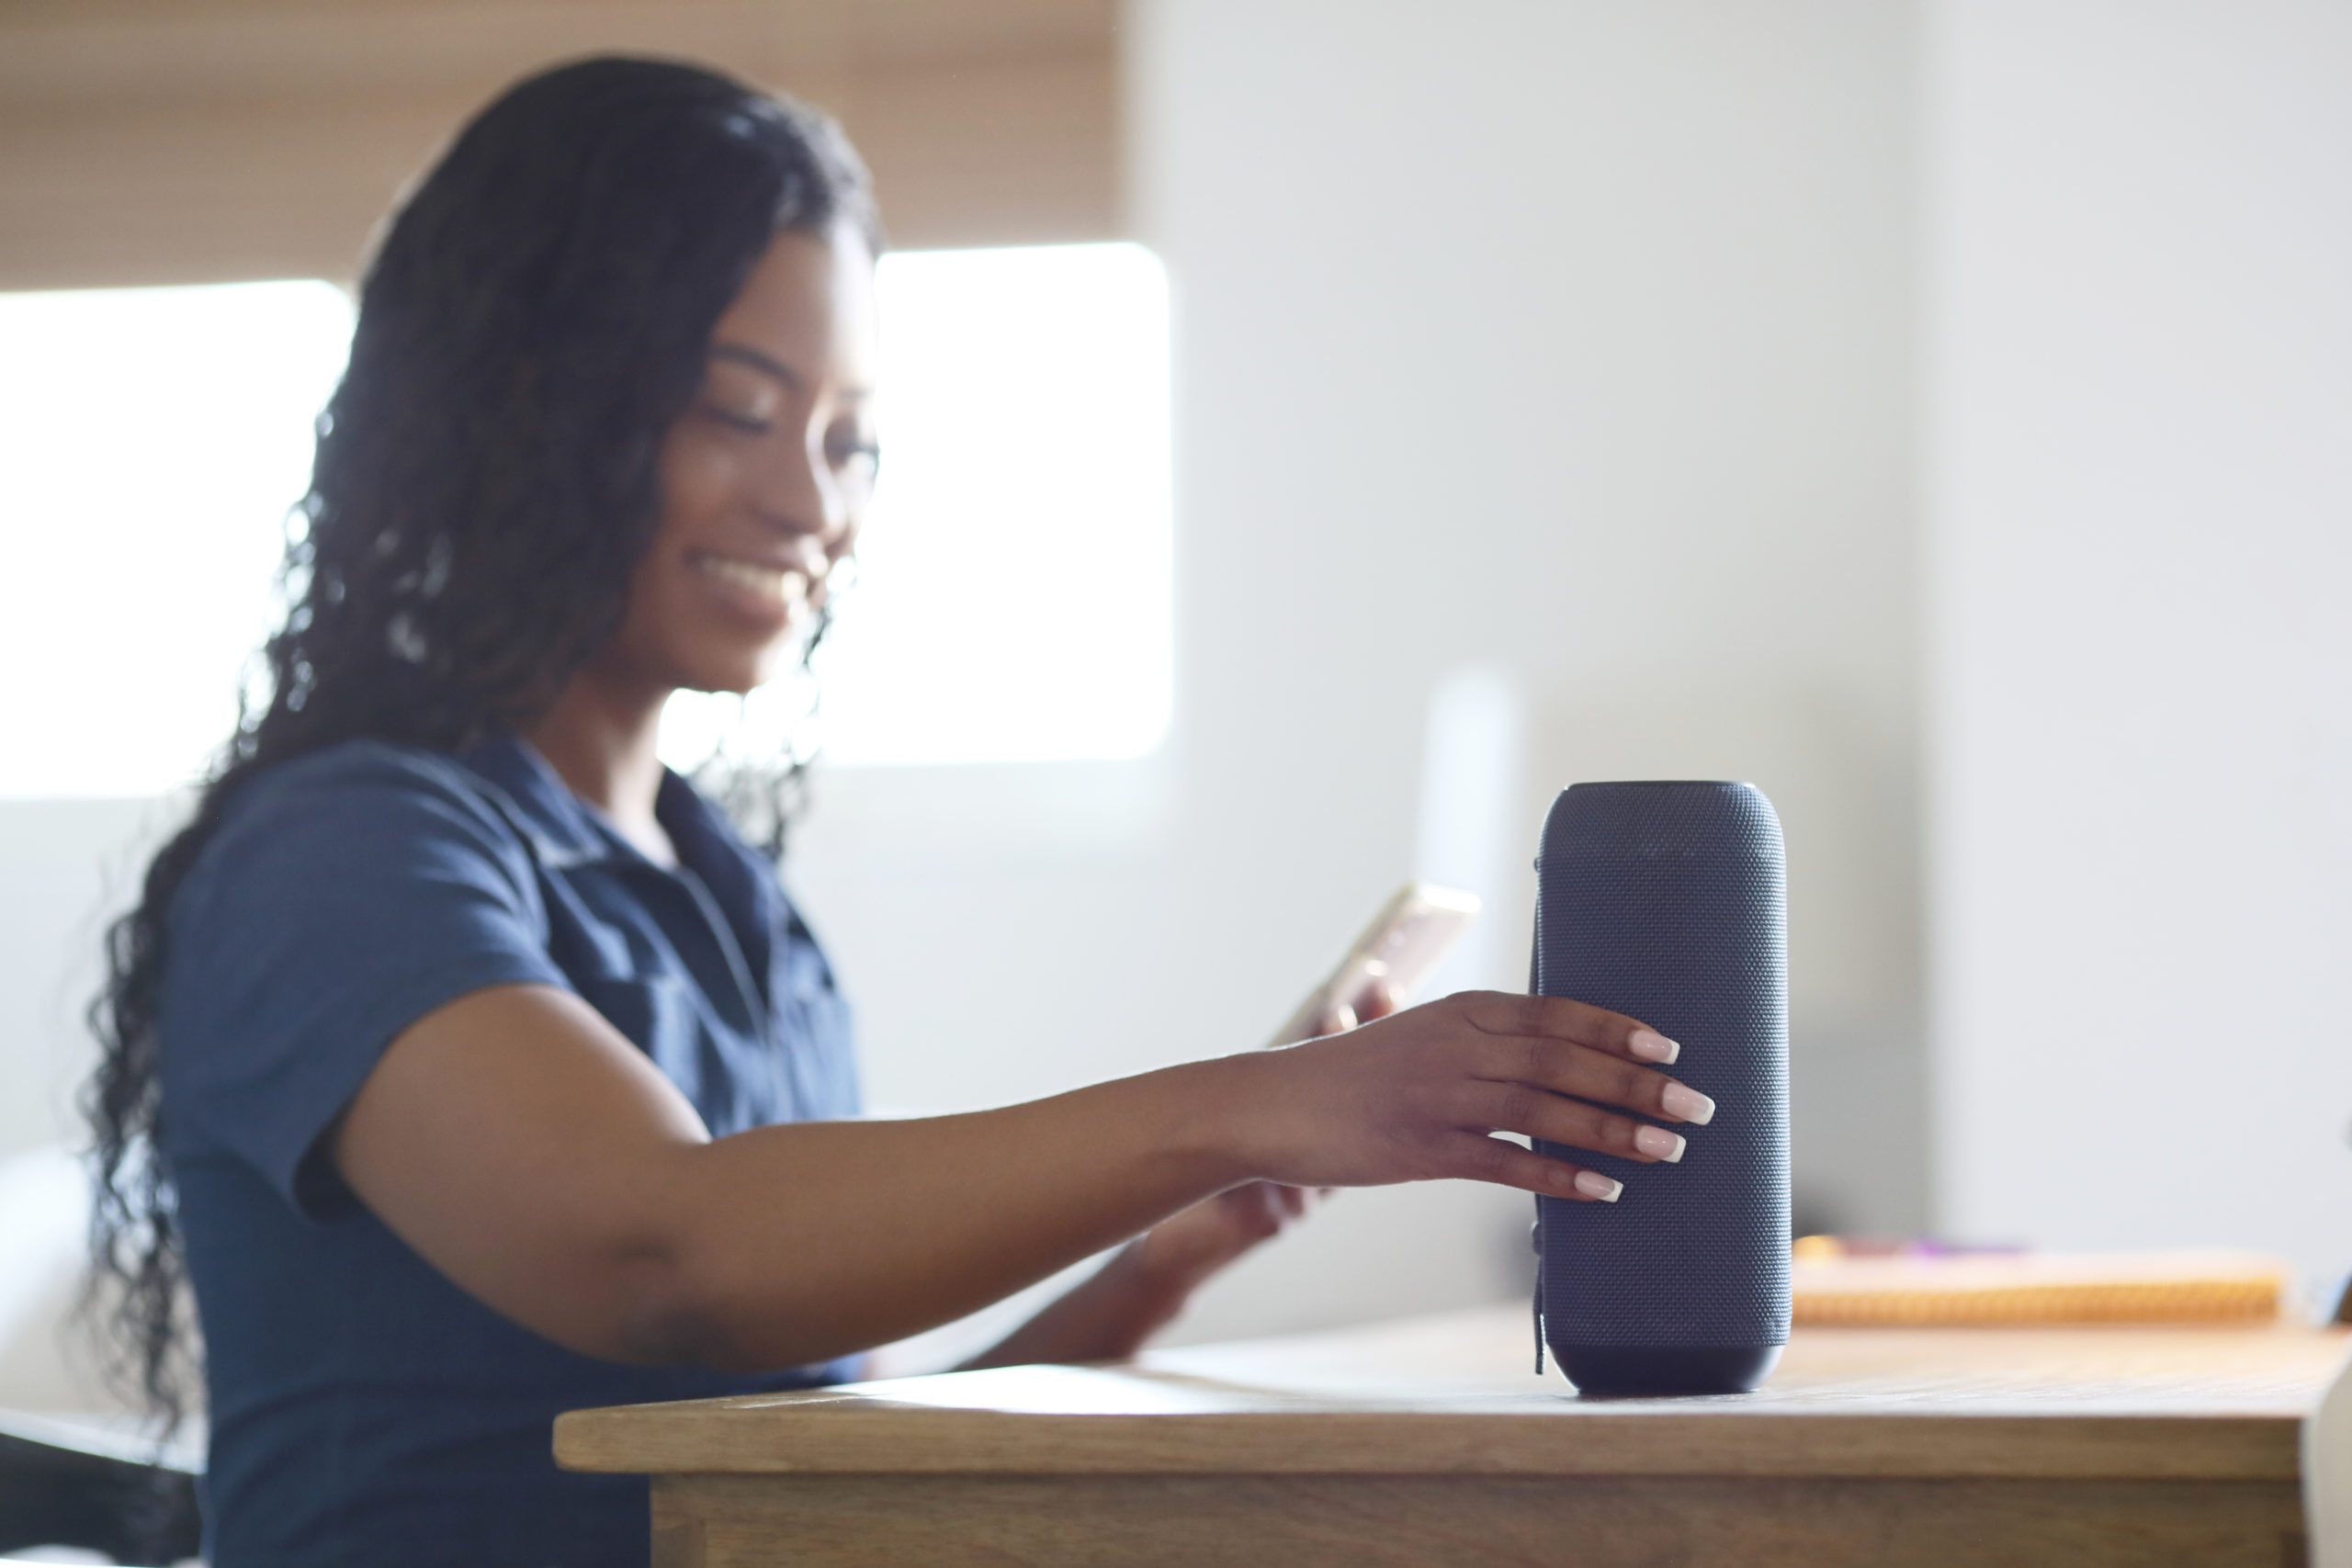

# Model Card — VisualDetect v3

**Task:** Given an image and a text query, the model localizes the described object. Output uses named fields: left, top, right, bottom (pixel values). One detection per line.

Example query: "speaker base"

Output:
left=1552, top=1344, right=1783, bottom=1396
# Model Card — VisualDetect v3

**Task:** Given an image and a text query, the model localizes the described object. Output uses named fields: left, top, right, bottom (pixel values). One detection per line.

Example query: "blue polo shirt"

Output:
left=160, top=735, right=861, bottom=1567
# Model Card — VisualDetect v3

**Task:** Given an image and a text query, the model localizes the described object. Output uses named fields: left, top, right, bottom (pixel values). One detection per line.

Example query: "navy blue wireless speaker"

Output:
left=1532, top=781, right=1789, bottom=1395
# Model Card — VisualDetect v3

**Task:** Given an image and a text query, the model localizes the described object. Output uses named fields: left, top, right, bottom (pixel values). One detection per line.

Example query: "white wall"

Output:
left=0, top=802, right=166, bottom=1410
left=0, top=0, right=1927, bottom=1381
left=1928, top=0, right=2352, bottom=1290
left=811, top=0, right=1925, bottom=1351
left=1121, top=0, right=1923, bottom=1247
left=0, top=800, right=167, bottom=1168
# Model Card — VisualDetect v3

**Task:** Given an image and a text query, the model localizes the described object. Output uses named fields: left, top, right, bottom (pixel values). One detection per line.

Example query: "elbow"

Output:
left=616, top=1300, right=744, bottom=1371
left=605, top=1237, right=755, bottom=1371
left=601, top=1231, right=832, bottom=1374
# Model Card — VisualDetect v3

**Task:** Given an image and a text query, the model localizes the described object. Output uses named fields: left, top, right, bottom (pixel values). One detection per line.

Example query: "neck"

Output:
left=525, top=670, right=675, bottom=863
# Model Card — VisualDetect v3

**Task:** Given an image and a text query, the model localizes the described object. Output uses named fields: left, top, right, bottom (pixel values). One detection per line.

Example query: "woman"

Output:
left=86, top=57, right=1708, bottom=1567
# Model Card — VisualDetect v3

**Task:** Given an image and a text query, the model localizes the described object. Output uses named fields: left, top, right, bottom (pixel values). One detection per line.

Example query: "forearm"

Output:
left=624, top=1055, right=1261, bottom=1370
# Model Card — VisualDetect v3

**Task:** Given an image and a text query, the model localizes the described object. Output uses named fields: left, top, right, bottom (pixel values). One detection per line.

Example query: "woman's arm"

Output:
left=333, top=983, right=1700, bottom=1372
left=955, top=1183, right=1313, bottom=1371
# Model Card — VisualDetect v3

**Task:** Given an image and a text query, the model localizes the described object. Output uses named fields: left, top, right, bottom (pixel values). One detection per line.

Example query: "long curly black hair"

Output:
left=83, top=55, right=880, bottom=1432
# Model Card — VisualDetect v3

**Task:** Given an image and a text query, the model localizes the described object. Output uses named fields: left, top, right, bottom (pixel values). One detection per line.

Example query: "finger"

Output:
left=1252, top=1184, right=1287, bottom=1232
left=1303, top=998, right=1358, bottom=1037
left=1226, top=1184, right=1284, bottom=1240
left=1352, top=978, right=1400, bottom=1023
left=1455, top=992, right=1680, bottom=1066
left=1445, top=1132, right=1624, bottom=1202
left=1473, top=1033, right=1718, bottom=1126
left=1455, top=1082, right=1685, bottom=1165
left=1251, top=1182, right=1306, bottom=1222
left=1464, top=1035, right=1694, bottom=1123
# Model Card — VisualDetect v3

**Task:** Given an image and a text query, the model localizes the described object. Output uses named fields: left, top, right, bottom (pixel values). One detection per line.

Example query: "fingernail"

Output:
left=1574, top=1171, right=1623, bottom=1201
left=1628, top=1029, right=1681, bottom=1065
left=1633, top=1125, right=1686, bottom=1163
left=1659, top=1083, right=1717, bottom=1125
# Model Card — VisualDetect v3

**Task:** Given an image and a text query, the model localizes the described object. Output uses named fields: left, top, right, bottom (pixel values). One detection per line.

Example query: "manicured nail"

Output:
left=1634, top=1125, right=1686, bottom=1163
left=1628, top=1029, right=1680, bottom=1065
left=1659, top=1083, right=1717, bottom=1125
left=1574, top=1171, right=1623, bottom=1201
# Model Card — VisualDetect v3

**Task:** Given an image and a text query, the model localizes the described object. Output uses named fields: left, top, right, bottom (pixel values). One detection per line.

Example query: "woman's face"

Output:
left=599, top=222, right=879, bottom=699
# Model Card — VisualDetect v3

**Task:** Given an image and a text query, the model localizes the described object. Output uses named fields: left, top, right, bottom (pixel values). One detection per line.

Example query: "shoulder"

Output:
left=216, top=739, right=518, bottom=832
left=159, top=740, right=576, bottom=1208
left=180, top=740, right=544, bottom=928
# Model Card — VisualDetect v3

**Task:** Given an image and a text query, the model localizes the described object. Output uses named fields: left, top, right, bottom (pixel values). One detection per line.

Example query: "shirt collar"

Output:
left=456, top=734, right=614, bottom=867
left=659, top=767, right=786, bottom=973
left=457, top=733, right=774, bottom=895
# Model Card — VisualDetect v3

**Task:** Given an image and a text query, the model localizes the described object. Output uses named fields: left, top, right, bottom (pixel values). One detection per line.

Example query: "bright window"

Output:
left=0, top=280, right=353, bottom=797
left=0, top=243, right=1172, bottom=798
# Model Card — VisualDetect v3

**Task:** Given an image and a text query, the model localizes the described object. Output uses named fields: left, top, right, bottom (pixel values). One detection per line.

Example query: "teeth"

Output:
left=693, top=554, right=810, bottom=604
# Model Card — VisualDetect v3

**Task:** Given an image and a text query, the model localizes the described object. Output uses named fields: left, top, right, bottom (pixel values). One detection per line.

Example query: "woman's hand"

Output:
left=1232, top=990, right=1703, bottom=1204
left=1125, top=1180, right=1312, bottom=1292
left=959, top=1182, right=1314, bottom=1370
left=956, top=988, right=1695, bottom=1370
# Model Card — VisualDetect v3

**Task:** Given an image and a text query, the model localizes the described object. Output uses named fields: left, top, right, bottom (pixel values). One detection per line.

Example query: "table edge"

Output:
left=552, top=1405, right=2306, bottom=1483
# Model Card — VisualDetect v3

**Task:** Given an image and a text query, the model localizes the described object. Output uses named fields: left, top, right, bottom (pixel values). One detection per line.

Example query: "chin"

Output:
left=675, top=643, right=795, bottom=697
left=678, top=668, right=764, bottom=698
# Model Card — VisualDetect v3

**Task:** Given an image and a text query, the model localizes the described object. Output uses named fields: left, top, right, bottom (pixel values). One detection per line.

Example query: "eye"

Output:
left=826, top=423, right=881, bottom=481
left=702, top=402, right=773, bottom=435
left=696, top=362, right=782, bottom=434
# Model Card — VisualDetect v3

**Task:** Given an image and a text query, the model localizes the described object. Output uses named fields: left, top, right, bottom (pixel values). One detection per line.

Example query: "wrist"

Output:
left=1156, top=1051, right=1282, bottom=1190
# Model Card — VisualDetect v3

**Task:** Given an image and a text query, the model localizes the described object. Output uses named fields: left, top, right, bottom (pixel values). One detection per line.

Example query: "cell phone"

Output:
left=1267, top=882, right=1482, bottom=1047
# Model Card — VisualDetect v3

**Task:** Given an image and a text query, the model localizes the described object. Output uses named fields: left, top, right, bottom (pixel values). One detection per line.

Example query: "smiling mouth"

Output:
left=688, top=551, right=816, bottom=608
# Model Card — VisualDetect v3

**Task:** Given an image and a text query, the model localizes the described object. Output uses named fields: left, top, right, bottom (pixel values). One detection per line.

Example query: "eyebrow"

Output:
left=707, top=340, right=874, bottom=401
left=708, top=341, right=805, bottom=392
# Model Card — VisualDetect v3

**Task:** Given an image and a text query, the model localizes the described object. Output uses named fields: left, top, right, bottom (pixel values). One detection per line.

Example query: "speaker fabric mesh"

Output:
left=1533, top=782, right=1792, bottom=1360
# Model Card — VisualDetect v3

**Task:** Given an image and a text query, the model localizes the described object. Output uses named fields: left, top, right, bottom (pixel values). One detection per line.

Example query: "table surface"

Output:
left=555, top=1305, right=2351, bottom=1484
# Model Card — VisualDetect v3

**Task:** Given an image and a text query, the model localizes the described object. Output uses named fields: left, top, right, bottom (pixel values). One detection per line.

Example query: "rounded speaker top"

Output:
left=1542, top=780, right=1782, bottom=863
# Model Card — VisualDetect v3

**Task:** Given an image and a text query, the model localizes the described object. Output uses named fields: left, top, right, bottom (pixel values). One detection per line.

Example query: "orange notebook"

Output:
left=1790, top=1247, right=2290, bottom=1326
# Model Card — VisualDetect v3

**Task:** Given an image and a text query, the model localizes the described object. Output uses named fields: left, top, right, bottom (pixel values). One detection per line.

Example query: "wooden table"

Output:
left=556, top=1305, right=2351, bottom=1567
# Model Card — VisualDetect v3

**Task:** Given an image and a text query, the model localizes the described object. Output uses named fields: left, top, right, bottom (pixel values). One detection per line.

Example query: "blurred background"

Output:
left=0, top=0, right=2346, bottom=1416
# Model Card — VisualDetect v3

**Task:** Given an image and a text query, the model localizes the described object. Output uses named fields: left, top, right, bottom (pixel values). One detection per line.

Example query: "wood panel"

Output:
left=0, top=0, right=1118, bottom=292
left=650, top=1472, right=2309, bottom=1568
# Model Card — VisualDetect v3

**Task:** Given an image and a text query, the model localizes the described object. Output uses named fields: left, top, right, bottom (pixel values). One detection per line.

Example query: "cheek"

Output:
left=616, top=434, right=723, bottom=649
left=655, top=426, right=740, bottom=538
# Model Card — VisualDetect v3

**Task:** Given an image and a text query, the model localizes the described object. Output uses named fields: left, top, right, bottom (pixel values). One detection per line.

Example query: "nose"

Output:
left=754, top=427, right=857, bottom=565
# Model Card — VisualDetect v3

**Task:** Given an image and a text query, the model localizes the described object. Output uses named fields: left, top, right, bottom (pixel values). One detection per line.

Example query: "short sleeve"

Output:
left=161, top=741, right=570, bottom=1219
